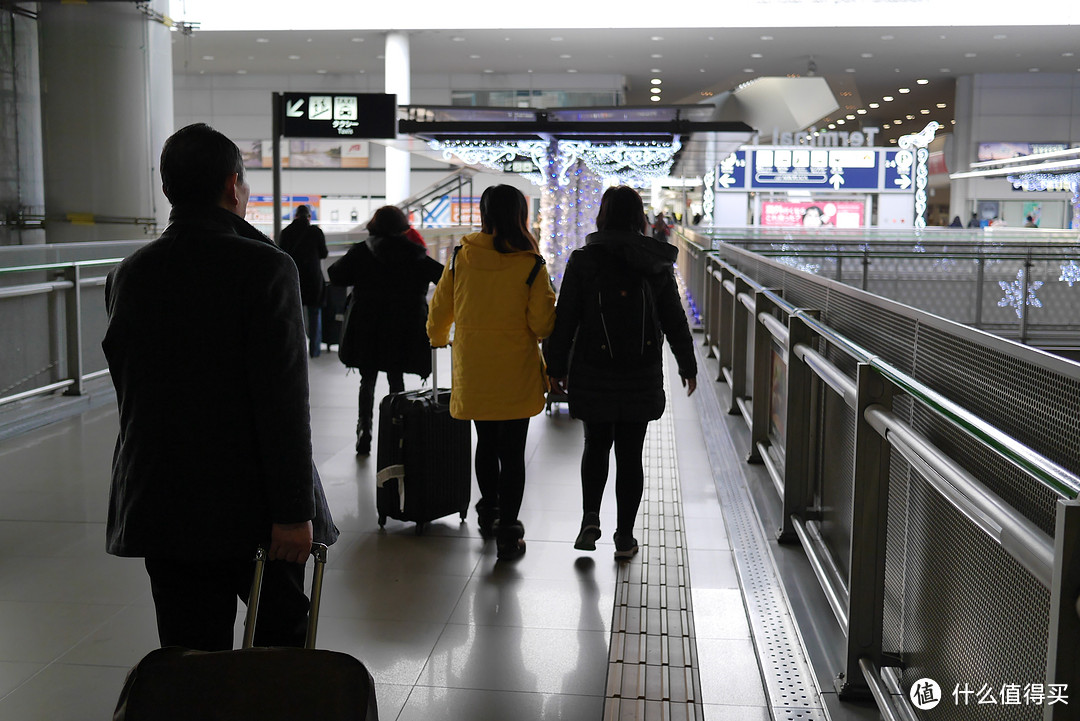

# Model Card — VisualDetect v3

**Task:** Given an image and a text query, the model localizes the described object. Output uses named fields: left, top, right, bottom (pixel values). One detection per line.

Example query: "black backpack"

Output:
left=578, top=259, right=662, bottom=369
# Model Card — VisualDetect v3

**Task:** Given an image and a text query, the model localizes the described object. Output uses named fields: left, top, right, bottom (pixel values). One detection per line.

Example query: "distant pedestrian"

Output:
left=651, top=211, right=671, bottom=242
left=949, top=216, right=963, bottom=228
left=546, top=186, right=698, bottom=561
left=967, top=212, right=980, bottom=228
left=279, top=204, right=328, bottom=357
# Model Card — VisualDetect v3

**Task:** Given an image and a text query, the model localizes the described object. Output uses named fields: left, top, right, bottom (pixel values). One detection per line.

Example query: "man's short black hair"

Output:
left=160, top=123, right=245, bottom=207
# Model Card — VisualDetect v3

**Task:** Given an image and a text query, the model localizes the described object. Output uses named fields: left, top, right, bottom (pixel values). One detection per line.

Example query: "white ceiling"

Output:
left=172, top=25, right=1080, bottom=144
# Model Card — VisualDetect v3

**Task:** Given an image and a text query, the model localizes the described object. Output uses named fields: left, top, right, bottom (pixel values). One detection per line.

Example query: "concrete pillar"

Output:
left=384, top=31, right=410, bottom=205
left=38, top=0, right=173, bottom=242
left=949, top=75, right=976, bottom=223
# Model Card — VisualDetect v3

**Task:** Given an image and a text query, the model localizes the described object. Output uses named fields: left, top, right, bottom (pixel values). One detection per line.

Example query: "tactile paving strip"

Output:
left=602, top=369, right=706, bottom=721
left=692, top=346, right=828, bottom=721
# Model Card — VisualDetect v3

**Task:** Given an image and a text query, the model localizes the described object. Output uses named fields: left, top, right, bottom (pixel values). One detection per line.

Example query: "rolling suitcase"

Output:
left=322, top=283, right=348, bottom=350
left=113, top=544, right=379, bottom=721
left=375, top=348, right=471, bottom=534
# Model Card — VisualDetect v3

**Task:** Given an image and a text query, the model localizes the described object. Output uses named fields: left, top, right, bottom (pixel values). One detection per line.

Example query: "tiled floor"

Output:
left=0, top=347, right=771, bottom=720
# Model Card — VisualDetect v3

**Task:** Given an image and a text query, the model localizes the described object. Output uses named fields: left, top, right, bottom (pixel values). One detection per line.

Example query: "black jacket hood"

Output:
left=367, top=233, right=427, bottom=265
left=584, top=229, right=677, bottom=275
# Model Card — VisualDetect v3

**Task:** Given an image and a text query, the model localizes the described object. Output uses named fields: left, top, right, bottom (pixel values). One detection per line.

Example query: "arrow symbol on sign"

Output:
left=718, top=173, right=735, bottom=188
left=285, top=99, right=304, bottom=117
left=829, top=173, right=844, bottom=190
left=895, top=175, right=912, bottom=190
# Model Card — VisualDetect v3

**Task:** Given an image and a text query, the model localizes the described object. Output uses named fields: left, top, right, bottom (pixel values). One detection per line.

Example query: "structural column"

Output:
left=384, top=31, right=410, bottom=205
left=38, top=0, right=173, bottom=242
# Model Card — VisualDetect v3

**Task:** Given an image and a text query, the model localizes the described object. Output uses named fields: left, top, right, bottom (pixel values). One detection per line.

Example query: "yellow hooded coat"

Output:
left=427, top=232, right=556, bottom=421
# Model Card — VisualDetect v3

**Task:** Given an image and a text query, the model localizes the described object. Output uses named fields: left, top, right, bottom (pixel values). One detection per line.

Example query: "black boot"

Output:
left=355, top=431, right=372, bottom=456
left=496, top=520, right=526, bottom=561
left=476, top=501, right=500, bottom=539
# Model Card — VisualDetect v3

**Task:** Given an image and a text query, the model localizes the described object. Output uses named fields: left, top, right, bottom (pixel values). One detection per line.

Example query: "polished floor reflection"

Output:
left=0, top=348, right=769, bottom=720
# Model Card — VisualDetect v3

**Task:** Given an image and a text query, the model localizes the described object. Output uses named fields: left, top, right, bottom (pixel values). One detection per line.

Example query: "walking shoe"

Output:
left=573, top=512, right=602, bottom=551
left=476, top=502, right=500, bottom=539
left=496, top=520, right=527, bottom=561
left=613, top=531, right=638, bottom=561
left=355, top=431, right=372, bottom=456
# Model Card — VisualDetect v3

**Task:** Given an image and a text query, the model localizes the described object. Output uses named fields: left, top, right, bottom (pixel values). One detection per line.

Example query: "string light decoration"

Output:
left=1060, top=260, right=1080, bottom=287
left=998, top=268, right=1044, bottom=319
left=897, top=121, right=940, bottom=231
left=1008, top=171, right=1080, bottom=231
left=428, top=139, right=549, bottom=184
left=702, top=169, right=716, bottom=226
left=559, top=140, right=682, bottom=186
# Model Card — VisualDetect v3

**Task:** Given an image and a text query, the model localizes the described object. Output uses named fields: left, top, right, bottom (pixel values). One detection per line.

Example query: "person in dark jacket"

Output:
left=546, top=186, right=697, bottom=561
left=102, top=123, right=338, bottom=652
left=278, top=204, right=328, bottom=357
left=328, top=205, right=444, bottom=455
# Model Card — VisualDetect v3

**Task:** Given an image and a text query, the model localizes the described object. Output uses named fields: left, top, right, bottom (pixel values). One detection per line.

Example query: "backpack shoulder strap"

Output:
left=525, top=254, right=545, bottom=286
left=450, top=245, right=462, bottom=276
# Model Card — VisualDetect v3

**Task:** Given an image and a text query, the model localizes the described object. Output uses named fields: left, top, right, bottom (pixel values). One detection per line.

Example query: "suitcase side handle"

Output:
left=243, top=542, right=328, bottom=650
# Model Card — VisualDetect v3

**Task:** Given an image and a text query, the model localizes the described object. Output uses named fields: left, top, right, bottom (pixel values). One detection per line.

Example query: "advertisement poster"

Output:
left=244, top=195, right=321, bottom=226
left=238, top=139, right=368, bottom=169
left=977, top=142, right=1067, bottom=162
left=760, top=200, right=865, bottom=228
left=1023, top=202, right=1042, bottom=227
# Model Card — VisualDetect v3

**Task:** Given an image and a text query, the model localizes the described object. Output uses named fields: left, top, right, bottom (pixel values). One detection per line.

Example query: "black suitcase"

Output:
left=113, top=544, right=378, bottom=721
left=322, top=283, right=348, bottom=349
left=376, top=350, right=471, bottom=534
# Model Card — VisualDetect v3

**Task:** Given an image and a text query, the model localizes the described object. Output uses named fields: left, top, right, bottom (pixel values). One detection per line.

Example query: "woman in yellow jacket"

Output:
left=427, top=185, right=556, bottom=560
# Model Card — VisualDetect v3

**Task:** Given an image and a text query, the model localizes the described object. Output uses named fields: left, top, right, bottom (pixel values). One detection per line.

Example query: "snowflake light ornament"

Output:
left=1060, top=260, right=1080, bottom=287
left=998, top=269, right=1044, bottom=318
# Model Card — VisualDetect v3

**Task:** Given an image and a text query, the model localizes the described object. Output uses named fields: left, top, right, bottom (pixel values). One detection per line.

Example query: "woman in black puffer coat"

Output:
left=328, top=206, right=443, bottom=455
left=545, top=186, right=697, bottom=560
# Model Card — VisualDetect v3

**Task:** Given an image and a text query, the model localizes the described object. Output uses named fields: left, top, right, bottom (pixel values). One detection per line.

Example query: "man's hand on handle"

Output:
left=269, top=521, right=313, bottom=563
left=682, top=376, right=697, bottom=396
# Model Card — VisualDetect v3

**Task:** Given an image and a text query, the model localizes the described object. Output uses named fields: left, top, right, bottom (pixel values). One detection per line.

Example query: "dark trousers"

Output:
left=581, top=420, right=649, bottom=534
left=144, top=557, right=309, bottom=651
left=303, top=305, right=322, bottom=358
left=474, top=418, right=530, bottom=525
left=357, top=370, right=404, bottom=434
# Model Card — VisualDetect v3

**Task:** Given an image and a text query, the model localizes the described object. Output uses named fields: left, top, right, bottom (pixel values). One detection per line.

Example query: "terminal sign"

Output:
left=280, top=92, right=397, bottom=139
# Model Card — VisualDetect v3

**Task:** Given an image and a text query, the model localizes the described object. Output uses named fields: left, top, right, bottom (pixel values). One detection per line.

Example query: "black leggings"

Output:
left=357, top=371, right=404, bottom=434
left=473, top=418, right=530, bottom=525
left=581, top=420, right=649, bottom=534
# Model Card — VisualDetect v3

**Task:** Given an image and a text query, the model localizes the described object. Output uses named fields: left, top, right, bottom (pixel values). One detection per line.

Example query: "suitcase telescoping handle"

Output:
left=243, top=542, right=328, bottom=650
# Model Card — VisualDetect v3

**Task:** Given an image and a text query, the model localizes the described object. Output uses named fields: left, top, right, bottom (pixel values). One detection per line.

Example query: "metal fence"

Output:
left=677, top=226, right=1080, bottom=720
left=0, top=226, right=472, bottom=409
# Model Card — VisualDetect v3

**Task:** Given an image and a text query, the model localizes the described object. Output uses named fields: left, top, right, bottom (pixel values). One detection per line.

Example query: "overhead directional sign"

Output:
left=716, top=147, right=914, bottom=194
left=279, top=92, right=396, bottom=139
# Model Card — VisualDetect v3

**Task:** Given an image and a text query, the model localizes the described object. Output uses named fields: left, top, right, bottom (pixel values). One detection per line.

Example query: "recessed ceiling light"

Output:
left=651, top=78, right=662, bottom=84
left=964, top=52, right=977, bottom=58
left=760, top=35, right=773, bottom=41
left=751, top=53, right=763, bottom=59
left=316, top=69, right=327, bottom=74
left=452, top=36, right=466, bottom=42
left=890, top=138, right=897, bottom=143
left=651, top=88, right=662, bottom=94
left=868, top=102, right=880, bottom=108
left=650, top=96, right=661, bottom=102
left=940, top=68, right=950, bottom=73
left=287, top=55, right=300, bottom=60
left=743, top=68, right=754, bottom=73
left=1029, top=68, right=1040, bottom=72
left=883, top=96, right=894, bottom=101
left=881, top=34, right=894, bottom=40
left=237, top=69, right=247, bottom=74
left=951, top=119, right=956, bottom=124
left=899, top=88, right=910, bottom=93
left=917, top=79, right=929, bottom=84
left=846, top=114, right=855, bottom=119
left=306, top=38, right=312, bottom=43
left=828, top=123, right=835, bottom=129
left=650, top=36, right=664, bottom=41
left=551, top=36, right=563, bottom=41
left=559, top=54, right=571, bottom=59
left=708, top=36, right=715, bottom=41
left=484, top=69, right=493, bottom=73
left=920, top=109, right=930, bottom=114
left=567, top=69, right=577, bottom=73
left=837, top=119, right=846, bottom=125
left=350, top=37, right=363, bottom=43
left=857, top=109, right=867, bottom=115
left=651, top=68, right=661, bottom=73
left=883, top=124, right=890, bottom=129
left=861, top=53, right=873, bottom=58
left=700, top=68, right=706, bottom=72
left=651, top=54, right=663, bottom=59
left=376, top=55, right=384, bottom=60
left=846, top=68, right=856, bottom=73
left=256, top=38, right=269, bottom=44
left=894, top=119, right=903, bottom=125
left=993, top=34, right=1007, bottom=40
left=1063, top=52, right=1075, bottom=57
left=906, top=114, right=915, bottom=120
left=469, top=54, right=481, bottom=59
left=202, top=55, right=214, bottom=60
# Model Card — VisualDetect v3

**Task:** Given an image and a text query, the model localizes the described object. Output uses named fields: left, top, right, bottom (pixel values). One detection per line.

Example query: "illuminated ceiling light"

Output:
left=857, top=109, right=867, bottom=115
left=920, top=109, right=930, bottom=114
left=917, top=78, right=929, bottom=84
left=951, top=119, right=956, bottom=124
left=894, top=119, right=903, bottom=125
left=940, top=68, right=951, bottom=72
left=202, top=55, right=214, bottom=60
left=236, top=69, right=247, bottom=75
left=287, top=55, right=300, bottom=60
left=837, top=119, right=846, bottom=125
left=846, top=68, right=856, bottom=73
left=883, top=96, right=894, bottom=101
left=760, top=35, right=773, bottom=40
left=483, top=69, right=493, bottom=73
left=469, top=54, right=481, bottom=59
left=651, top=54, right=663, bottom=59
left=846, top=114, right=855, bottom=119
left=899, top=88, right=911, bottom=93
left=743, top=68, right=754, bottom=73
left=550, top=36, right=563, bottom=41
left=650, top=36, right=664, bottom=41
left=937, top=103, right=948, bottom=108
left=350, top=37, right=363, bottom=43
left=751, top=53, right=763, bottom=58
left=257, top=38, right=270, bottom=43
left=861, top=53, right=874, bottom=58
left=828, top=123, right=836, bottom=129
left=650, top=96, right=661, bottom=102
left=1064, top=52, right=1075, bottom=57
left=700, top=68, right=706, bottom=72
left=452, top=36, right=466, bottom=42
left=890, top=138, right=897, bottom=143
left=1029, top=68, right=1041, bottom=72
left=881, top=34, right=894, bottom=40
left=316, top=69, right=327, bottom=74
left=559, top=53, right=571, bottom=58
left=883, top=124, right=890, bottom=129
left=868, top=102, right=880, bottom=108
left=993, top=34, right=1007, bottom=39
left=651, top=78, right=663, bottom=84
left=567, top=69, right=577, bottom=73
left=906, top=114, right=915, bottom=120
left=964, top=52, right=977, bottom=58
left=650, top=87, right=662, bottom=94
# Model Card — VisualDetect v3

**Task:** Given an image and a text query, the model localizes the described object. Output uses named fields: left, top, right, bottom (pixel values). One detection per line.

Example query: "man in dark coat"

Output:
left=546, top=186, right=696, bottom=561
left=102, top=123, right=338, bottom=651
left=328, top=205, right=443, bottom=455
left=278, top=204, right=328, bottom=358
